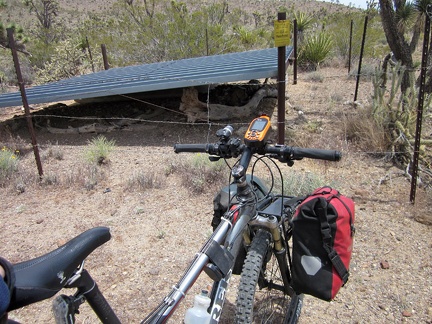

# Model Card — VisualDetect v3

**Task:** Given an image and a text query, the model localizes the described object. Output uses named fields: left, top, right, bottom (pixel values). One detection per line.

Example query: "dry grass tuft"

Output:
left=343, top=106, right=390, bottom=155
left=171, top=154, right=227, bottom=194
left=126, top=171, right=166, bottom=191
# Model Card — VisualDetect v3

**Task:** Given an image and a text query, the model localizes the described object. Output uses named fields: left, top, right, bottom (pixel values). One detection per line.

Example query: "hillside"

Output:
left=2, top=0, right=362, bottom=27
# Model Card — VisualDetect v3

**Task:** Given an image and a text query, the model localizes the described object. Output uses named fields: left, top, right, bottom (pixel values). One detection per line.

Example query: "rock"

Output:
left=402, top=310, right=413, bottom=317
left=380, top=260, right=390, bottom=269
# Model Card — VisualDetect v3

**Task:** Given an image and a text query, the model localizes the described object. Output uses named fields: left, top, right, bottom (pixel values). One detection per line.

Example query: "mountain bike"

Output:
left=5, top=115, right=341, bottom=323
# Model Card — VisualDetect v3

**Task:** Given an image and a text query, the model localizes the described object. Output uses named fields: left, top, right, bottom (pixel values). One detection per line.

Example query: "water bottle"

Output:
left=184, top=290, right=211, bottom=324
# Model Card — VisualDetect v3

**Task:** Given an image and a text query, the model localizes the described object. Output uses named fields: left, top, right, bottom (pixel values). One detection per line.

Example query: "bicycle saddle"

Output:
left=8, top=226, right=111, bottom=311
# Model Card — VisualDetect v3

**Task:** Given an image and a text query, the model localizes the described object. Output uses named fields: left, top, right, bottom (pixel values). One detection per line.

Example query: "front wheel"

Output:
left=234, top=230, right=302, bottom=323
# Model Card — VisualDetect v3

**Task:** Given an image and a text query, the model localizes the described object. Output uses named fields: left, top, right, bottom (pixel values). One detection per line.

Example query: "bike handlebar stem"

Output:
left=174, top=134, right=341, bottom=165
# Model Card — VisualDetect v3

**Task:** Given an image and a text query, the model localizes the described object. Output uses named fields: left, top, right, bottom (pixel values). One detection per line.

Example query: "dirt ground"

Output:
left=0, top=67, right=431, bottom=323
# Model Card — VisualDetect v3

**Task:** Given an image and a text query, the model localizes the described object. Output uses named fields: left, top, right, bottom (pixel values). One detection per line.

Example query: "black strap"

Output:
left=315, top=197, right=349, bottom=285
left=204, top=240, right=234, bottom=278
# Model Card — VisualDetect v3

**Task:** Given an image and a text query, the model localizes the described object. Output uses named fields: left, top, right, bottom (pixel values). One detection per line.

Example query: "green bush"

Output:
left=35, top=38, right=101, bottom=84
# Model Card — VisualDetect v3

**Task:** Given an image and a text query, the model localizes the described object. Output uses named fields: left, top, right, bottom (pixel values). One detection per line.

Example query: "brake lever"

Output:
left=268, top=154, right=301, bottom=167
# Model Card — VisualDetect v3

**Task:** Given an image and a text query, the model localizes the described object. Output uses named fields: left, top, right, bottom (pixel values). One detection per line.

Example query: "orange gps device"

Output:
left=244, top=115, right=271, bottom=147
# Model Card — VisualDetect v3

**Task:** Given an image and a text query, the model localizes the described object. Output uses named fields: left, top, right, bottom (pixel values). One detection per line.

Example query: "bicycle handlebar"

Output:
left=174, top=142, right=341, bottom=162
left=265, top=145, right=342, bottom=162
left=173, top=144, right=214, bottom=154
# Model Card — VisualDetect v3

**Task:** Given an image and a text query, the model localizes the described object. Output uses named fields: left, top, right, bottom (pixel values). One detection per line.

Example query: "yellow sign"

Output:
left=274, top=20, right=291, bottom=47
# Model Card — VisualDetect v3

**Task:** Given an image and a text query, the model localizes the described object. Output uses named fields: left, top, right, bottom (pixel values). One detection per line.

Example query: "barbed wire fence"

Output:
left=2, top=17, right=431, bottom=197
left=1, top=70, right=425, bottom=159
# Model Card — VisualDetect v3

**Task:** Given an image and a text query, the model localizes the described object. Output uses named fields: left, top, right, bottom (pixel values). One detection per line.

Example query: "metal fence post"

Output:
left=7, top=28, right=43, bottom=178
left=410, top=5, right=431, bottom=203
left=101, top=44, right=109, bottom=70
left=354, top=15, right=368, bottom=102
left=348, top=20, right=353, bottom=74
left=293, top=19, right=298, bottom=85
left=277, top=12, right=286, bottom=144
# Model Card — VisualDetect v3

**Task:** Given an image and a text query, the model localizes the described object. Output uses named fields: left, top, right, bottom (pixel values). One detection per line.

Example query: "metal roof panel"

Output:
left=0, top=47, right=293, bottom=108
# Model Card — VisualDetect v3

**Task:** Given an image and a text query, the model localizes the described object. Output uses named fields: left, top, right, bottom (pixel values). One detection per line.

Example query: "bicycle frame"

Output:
left=142, top=147, right=258, bottom=324
left=142, top=144, right=302, bottom=323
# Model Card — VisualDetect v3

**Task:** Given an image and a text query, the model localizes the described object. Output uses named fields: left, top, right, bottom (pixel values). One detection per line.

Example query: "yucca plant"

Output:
left=293, top=11, right=314, bottom=33
left=298, top=32, right=333, bottom=71
left=293, top=11, right=315, bottom=44
left=395, top=2, right=417, bottom=34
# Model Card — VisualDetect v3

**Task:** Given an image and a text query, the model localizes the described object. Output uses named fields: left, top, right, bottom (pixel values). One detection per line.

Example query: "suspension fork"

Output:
left=274, top=247, right=292, bottom=295
left=249, top=214, right=292, bottom=295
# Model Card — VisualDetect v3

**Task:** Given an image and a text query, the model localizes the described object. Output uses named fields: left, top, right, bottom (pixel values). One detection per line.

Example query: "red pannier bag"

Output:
left=291, top=187, right=355, bottom=301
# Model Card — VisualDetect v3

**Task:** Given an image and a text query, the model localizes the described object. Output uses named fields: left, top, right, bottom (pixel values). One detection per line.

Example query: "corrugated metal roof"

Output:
left=0, top=46, right=293, bottom=108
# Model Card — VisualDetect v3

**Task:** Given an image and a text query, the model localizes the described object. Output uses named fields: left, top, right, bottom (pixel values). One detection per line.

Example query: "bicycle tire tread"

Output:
left=235, top=230, right=270, bottom=323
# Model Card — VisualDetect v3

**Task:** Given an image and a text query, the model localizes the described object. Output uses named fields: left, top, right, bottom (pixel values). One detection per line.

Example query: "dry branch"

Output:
left=179, top=86, right=278, bottom=122
left=46, top=122, right=118, bottom=134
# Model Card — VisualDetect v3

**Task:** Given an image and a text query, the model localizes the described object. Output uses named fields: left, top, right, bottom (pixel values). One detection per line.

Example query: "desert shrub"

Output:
left=0, top=50, right=33, bottom=86
left=303, top=120, right=323, bottom=134
left=84, top=135, right=116, bottom=166
left=40, top=172, right=59, bottom=186
left=345, top=63, right=431, bottom=168
left=304, top=71, right=324, bottom=82
left=62, top=164, right=106, bottom=190
left=64, top=164, right=107, bottom=191
left=41, top=142, right=64, bottom=161
left=173, top=153, right=227, bottom=194
left=82, top=1, right=272, bottom=66
left=83, top=164, right=104, bottom=190
left=127, top=171, right=165, bottom=191
left=279, top=170, right=335, bottom=196
left=371, top=63, right=427, bottom=162
left=343, top=105, right=390, bottom=154
left=348, top=63, right=377, bottom=81
left=324, top=12, right=388, bottom=63
left=0, top=146, right=19, bottom=186
left=35, top=38, right=101, bottom=83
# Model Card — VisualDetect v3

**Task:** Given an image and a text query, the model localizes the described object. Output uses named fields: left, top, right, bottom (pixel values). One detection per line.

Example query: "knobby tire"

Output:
left=234, top=229, right=302, bottom=324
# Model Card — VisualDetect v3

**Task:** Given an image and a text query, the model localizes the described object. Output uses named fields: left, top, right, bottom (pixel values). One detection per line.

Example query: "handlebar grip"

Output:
left=291, top=147, right=342, bottom=161
left=174, top=144, right=212, bottom=153
left=265, top=145, right=341, bottom=162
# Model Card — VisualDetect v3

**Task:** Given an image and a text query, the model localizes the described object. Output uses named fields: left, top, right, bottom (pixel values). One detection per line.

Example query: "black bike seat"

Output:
left=8, top=226, right=111, bottom=311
